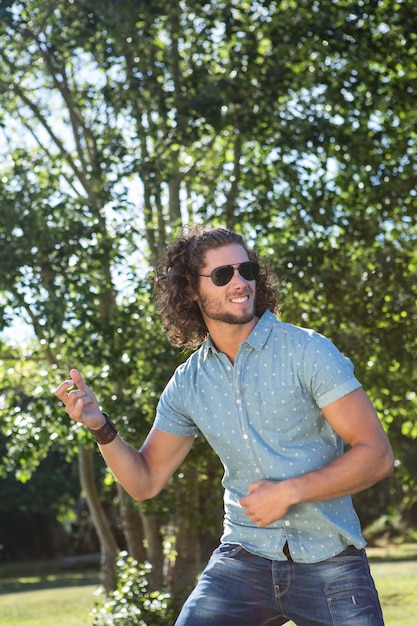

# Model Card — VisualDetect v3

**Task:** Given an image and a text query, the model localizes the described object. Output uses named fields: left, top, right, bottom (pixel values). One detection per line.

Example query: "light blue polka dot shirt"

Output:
left=155, top=310, right=366, bottom=563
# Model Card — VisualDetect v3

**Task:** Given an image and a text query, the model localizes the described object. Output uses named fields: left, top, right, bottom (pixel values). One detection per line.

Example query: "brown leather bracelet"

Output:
left=87, top=412, right=118, bottom=445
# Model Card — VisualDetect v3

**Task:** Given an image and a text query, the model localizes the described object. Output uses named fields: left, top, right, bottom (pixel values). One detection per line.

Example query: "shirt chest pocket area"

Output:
left=251, top=386, right=305, bottom=434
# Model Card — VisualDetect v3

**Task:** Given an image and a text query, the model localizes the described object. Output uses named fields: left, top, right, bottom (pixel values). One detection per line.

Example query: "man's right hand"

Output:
left=54, top=368, right=105, bottom=430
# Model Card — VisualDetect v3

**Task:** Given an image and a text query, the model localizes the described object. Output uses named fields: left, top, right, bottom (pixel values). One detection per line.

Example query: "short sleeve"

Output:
left=154, top=368, right=198, bottom=437
left=302, top=332, right=362, bottom=408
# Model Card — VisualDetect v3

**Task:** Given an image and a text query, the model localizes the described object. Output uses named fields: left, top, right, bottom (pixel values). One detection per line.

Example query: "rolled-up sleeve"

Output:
left=302, top=333, right=362, bottom=408
left=154, top=368, right=198, bottom=437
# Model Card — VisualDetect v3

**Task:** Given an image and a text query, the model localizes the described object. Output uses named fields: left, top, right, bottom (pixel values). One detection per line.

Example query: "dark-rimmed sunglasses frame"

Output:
left=198, top=261, right=259, bottom=287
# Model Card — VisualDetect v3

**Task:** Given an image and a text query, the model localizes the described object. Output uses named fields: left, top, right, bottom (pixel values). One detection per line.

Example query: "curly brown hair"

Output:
left=155, top=225, right=280, bottom=348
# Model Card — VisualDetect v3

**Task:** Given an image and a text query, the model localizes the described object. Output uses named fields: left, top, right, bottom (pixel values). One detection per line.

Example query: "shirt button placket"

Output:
left=235, top=354, right=256, bottom=470
left=237, top=399, right=250, bottom=446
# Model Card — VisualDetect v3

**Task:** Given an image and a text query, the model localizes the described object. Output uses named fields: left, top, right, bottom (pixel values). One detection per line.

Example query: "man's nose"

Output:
left=230, top=267, right=249, bottom=286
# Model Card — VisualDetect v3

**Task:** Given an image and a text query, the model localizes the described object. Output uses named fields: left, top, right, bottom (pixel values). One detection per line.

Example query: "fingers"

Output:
left=240, top=481, right=262, bottom=507
left=71, top=394, right=95, bottom=422
left=69, top=368, right=88, bottom=391
left=240, top=481, right=278, bottom=527
left=54, top=368, right=86, bottom=399
left=54, top=369, right=91, bottom=402
left=54, top=368, right=103, bottom=427
left=54, top=370, right=94, bottom=418
left=54, top=379, right=76, bottom=401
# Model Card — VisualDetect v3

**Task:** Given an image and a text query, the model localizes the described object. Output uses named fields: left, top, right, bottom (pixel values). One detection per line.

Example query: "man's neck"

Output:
left=208, top=317, right=258, bottom=364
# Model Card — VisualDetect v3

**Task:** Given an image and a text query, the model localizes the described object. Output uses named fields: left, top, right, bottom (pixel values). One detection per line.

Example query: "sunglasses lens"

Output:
left=239, top=262, right=259, bottom=281
left=210, top=262, right=259, bottom=286
left=211, top=266, right=234, bottom=286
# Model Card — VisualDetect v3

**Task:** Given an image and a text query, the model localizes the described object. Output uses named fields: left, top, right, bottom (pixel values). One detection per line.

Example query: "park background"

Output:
left=0, top=0, right=416, bottom=623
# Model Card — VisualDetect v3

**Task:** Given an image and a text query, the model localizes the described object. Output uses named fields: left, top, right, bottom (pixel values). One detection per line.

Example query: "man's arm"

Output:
left=290, top=387, right=394, bottom=500
left=54, top=369, right=194, bottom=501
left=98, top=427, right=195, bottom=501
left=240, top=387, right=394, bottom=527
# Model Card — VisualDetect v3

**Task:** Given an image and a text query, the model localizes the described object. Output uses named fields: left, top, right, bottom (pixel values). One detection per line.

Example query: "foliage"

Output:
left=0, top=0, right=416, bottom=595
left=0, top=445, right=79, bottom=559
left=90, top=552, right=176, bottom=626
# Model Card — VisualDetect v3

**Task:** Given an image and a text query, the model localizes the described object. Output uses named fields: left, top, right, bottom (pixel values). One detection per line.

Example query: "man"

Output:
left=55, top=225, right=394, bottom=625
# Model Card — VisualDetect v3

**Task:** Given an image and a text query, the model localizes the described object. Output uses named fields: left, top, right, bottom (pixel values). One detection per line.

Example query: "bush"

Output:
left=91, top=552, right=175, bottom=626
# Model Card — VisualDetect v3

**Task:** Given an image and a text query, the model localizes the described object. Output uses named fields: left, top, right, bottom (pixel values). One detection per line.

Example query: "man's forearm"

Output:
left=288, top=440, right=394, bottom=507
left=241, top=440, right=393, bottom=528
left=93, top=426, right=195, bottom=502
left=97, top=435, right=156, bottom=501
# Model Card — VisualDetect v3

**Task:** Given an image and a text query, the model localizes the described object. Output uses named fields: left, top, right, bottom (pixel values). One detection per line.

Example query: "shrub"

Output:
left=91, top=552, right=175, bottom=625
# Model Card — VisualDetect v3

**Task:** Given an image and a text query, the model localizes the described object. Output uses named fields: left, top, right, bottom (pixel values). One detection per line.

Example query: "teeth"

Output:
left=231, top=296, right=248, bottom=303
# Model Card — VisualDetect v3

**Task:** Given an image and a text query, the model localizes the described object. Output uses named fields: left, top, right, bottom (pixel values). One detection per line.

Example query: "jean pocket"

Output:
left=326, top=580, right=383, bottom=626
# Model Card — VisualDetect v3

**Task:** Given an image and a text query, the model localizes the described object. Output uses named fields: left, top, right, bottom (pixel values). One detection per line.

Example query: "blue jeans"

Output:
left=175, top=543, right=385, bottom=626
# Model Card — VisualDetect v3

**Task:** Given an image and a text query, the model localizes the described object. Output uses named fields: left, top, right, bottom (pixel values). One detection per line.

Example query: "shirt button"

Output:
left=236, top=398, right=242, bottom=404
left=284, top=520, right=291, bottom=527
left=243, top=434, right=248, bottom=440
left=255, top=468, right=261, bottom=474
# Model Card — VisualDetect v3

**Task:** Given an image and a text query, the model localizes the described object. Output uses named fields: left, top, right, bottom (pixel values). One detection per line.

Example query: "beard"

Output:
left=198, top=292, right=256, bottom=326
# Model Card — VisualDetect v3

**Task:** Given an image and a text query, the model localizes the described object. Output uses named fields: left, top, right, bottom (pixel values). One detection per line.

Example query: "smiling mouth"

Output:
left=230, top=295, right=250, bottom=304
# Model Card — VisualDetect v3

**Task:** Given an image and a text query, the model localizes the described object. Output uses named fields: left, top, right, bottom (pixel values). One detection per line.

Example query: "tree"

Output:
left=1, top=0, right=416, bottom=601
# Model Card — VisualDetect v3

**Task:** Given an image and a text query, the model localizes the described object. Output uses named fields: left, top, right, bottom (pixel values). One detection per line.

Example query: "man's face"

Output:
left=194, top=244, right=257, bottom=326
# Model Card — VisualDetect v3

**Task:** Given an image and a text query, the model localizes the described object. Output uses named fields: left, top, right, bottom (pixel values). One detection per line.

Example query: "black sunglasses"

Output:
left=198, top=261, right=259, bottom=286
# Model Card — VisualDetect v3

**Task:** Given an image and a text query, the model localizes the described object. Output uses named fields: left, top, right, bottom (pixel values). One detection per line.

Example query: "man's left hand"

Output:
left=240, top=480, right=292, bottom=527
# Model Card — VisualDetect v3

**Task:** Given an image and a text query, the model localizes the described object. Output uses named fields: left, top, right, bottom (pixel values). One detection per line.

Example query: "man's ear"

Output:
left=190, top=288, right=199, bottom=302
left=187, top=283, right=199, bottom=302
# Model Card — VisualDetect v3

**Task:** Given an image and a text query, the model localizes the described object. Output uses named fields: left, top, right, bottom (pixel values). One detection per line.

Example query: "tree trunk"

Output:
left=172, top=464, right=200, bottom=603
left=78, top=445, right=119, bottom=592
left=140, top=512, right=165, bottom=590
left=116, top=483, right=147, bottom=563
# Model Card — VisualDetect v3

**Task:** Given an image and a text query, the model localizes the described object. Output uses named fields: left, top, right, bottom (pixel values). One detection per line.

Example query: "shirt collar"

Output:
left=203, top=310, right=276, bottom=356
left=245, top=310, right=275, bottom=350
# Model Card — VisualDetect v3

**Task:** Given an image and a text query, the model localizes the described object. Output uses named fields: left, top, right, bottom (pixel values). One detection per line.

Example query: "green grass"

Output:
left=0, top=546, right=416, bottom=625
left=0, top=585, right=102, bottom=625
left=0, top=559, right=102, bottom=626
left=367, top=543, right=417, bottom=626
